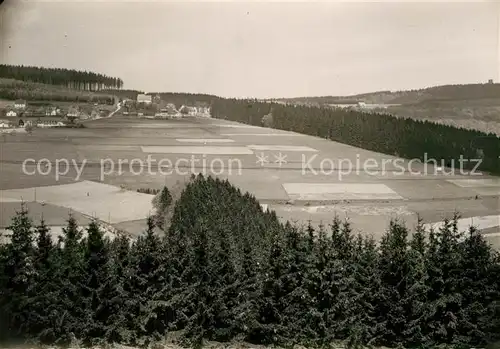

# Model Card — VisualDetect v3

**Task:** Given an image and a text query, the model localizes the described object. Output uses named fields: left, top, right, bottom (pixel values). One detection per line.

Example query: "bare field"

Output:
left=1, top=116, right=499, bottom=243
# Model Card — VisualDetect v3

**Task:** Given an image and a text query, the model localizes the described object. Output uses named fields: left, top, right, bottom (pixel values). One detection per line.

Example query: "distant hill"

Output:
left=277, top=83, right=500, bottom=105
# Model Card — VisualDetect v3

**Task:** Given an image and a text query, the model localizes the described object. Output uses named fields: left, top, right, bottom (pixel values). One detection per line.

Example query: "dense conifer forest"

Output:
left=0, top=65, right=124, bottom=91
left=276, top=83, right=500, bottom=105
left=0, top=175, right=499, bottom=348
left=210, top=99, right=500, bottom=175
left=0, top=78, right=115, bottom=104
left=151, top=93, right=215, bottom=109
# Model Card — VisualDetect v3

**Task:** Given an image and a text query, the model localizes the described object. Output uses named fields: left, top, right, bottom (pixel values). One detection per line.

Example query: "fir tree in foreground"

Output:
left=0, top=175, right=498, bottom=348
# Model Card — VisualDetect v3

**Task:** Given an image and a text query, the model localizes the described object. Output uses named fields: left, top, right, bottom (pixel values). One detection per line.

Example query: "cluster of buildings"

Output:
left=2, top=99, right=109, bottom=121
left=0, top=118, right=66, bottom=129
left=130, top=93, right=211, bottom=119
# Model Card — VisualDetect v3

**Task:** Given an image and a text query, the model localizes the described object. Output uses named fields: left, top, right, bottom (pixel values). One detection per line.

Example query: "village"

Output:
left=121, top=93, right=211, bottom=119
left=0, top=93, right=211, bottom=131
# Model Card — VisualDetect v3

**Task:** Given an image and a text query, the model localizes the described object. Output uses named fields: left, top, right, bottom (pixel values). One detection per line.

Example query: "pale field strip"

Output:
left=175, top=138, right=235, bottom=143
left=0, top=181, right=154, bottom=224
left=248, top=145, right=318, bottom=152
left=77, top=145, right=140, bottom=151
left=141, top=146, right=254, bottom=155
left=282, top=183, right=404, bottom=201
left=447, top=178, right=500, bottom=188
left=129, top=124, right=259, bottom=129
left=216, top=124, right=261, bottom=128
left=281, top=204, right=414, bottom=216
left=221, top=133, right=302, bottom=137
left=423, top=215, right=500, bottom=232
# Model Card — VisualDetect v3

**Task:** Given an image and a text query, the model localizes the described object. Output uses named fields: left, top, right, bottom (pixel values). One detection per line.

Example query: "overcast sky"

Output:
left=1, top=0, right=499, bottom=98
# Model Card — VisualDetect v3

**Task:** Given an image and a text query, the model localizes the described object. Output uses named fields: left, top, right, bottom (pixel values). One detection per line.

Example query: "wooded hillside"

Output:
left=0, top=175, right=499, bottom=348
left=0, top=78, right=115, bottom=104
left=0, top=64, right=124, bottom=91
left=277, top=83, right=500, bottom=105
left=211, top=99, right=500, bottom=175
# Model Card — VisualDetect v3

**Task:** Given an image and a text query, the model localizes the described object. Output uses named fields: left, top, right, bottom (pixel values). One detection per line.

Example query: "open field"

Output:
left=0, top=115, right=499, bottom=246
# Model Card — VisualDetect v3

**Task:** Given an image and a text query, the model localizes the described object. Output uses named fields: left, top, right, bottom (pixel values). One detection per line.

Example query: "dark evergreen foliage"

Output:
left=210, top=99, right=500, bottom=175
left=0, top=177, right=499, bottom=348
left=0, top=64, right=123, bottom=90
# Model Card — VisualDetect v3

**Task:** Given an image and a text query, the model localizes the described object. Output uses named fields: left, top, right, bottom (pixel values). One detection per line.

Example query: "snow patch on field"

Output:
left=447, top=178, right=500, bottom=188
left=217, top=124, right=260, bottom=128
left=248, top=145, right=318, bottom=152
left=175, top=138, right=235, bottom=143
left=423, top=215, right=500, bottom=232
left=222, top=133, right=301, bottom=137
left=281, top=204, right=413, bottom=216
left=282, top=183, right=403, bottom=201
left=141, top=146, right=254, bottom=155
left=76, top=145, right=140, bottom=151
left=0, top=181, right=153, bottom=224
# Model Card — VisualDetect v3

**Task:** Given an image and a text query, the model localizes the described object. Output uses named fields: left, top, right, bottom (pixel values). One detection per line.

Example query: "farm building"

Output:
left=45, top=107, right=58, bottom=116
left=0, top=119, right=11, bottom=128
left=137, top=94, right=152, bottom=104
left=67, top=106, right=79, bottom=118
left=6, top=110, right=17, bottom=117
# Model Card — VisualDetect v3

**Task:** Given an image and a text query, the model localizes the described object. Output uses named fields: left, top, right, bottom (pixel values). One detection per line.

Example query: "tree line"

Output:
left=0, top=64, right=124, bottom=91
left=0, top=174, right=499, bottom=348
left=210, top=99, right=500, bottom=175
left=0, top=78, right=115, bottom=104
left=275, top=83, right=500, bottom=105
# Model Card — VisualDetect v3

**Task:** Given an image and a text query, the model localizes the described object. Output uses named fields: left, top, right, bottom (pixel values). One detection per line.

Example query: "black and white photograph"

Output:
left=0, top=0, right=499, bottom=348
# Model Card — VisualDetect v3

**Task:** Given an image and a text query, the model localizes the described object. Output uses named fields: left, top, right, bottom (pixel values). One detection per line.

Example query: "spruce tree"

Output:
left=233, top=235, right=260, bottom=341
left=81, top=219, right=110, bottom=341
left=257, top=228, right=287, bottom=344
left=2, top=203, right=37, bottom=339
left=153, top=186, right=173, bottom=229
left=402, top=218, right=431, bottom=347
left=27, top=219, right=56, bottom=340
left=104, top=234, right=135, bottom=344
left=129, top=216, right=167, bottom=344
left=456, top=226, right=499, bottom=346
left=56, top=214, right=86, bottom=342
left=425, top=217, right=463, bottom=345
left=377, top=220, right=410, bottom=345
left=348, top=235, right=382, bottom=347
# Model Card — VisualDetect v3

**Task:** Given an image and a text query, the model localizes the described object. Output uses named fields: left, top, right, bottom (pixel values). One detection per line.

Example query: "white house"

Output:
left=0, top=120, right=11, bottom=128
left=6, top=110, right=17, bottom=117
left=45, top=108, right=57, bottom=116
left=14, top=100, right=26, bottom=109
left=67, top=106, right=79, bottom=118
left=137, top=94, right=152, bottom=104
